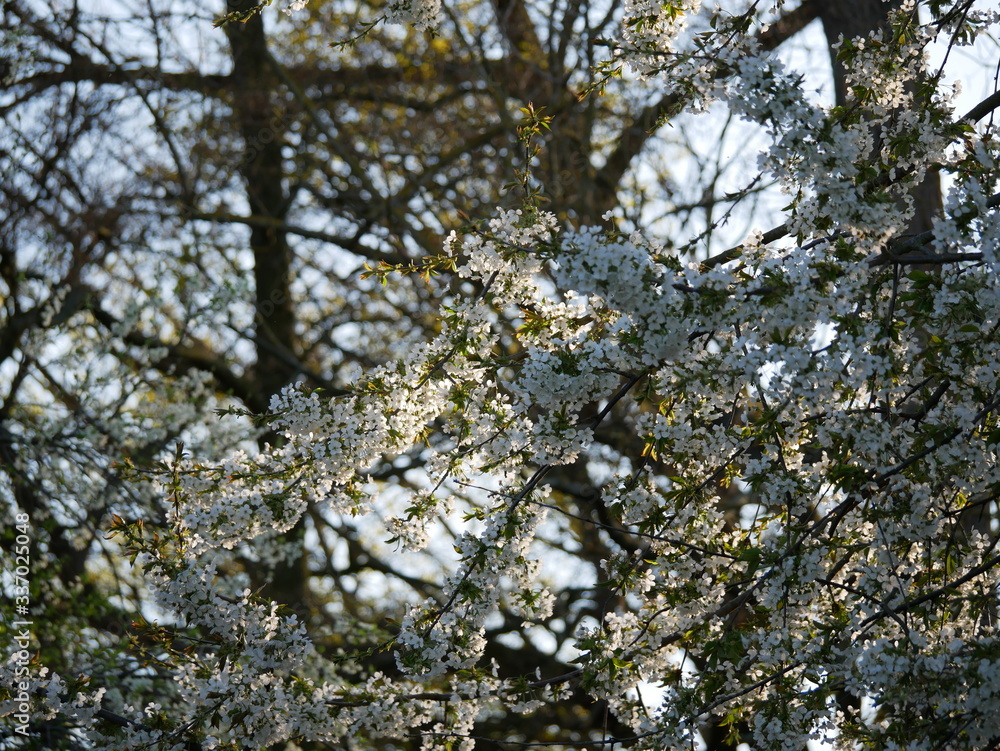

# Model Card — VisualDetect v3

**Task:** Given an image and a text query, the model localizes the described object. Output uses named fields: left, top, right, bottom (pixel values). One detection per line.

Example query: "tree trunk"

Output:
left=225, top=2, right=308, bottom=615
left=817, top=0, right=942, bottom=235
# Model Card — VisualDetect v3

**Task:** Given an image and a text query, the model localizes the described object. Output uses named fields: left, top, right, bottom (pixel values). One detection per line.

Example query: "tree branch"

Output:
left=593, top=0, right=822, bottom=212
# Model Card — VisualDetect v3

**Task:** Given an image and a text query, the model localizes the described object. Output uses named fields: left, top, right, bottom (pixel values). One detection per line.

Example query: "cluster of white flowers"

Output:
left=618, top=0, right=702, bottom=78
left=74, top=179, right=1000, bottom=746
left=396, top=502, right=550, bottom=678
left=17, top=2, right=1000, bottom=750
left=383, top=0, right=441, bottom=31
left=282, top=0, right=308, bottom=15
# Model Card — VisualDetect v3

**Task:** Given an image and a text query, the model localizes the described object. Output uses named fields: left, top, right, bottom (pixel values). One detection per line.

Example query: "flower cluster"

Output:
left=10, top=2, right=1000, bottom=750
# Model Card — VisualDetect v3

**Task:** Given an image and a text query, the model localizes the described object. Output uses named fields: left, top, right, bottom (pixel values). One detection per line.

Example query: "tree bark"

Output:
left=225, top=2, right=308, bottom=614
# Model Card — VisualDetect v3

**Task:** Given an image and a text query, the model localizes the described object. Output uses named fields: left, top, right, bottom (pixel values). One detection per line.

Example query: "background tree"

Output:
left=3, top=0, right=1000, bottom=749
